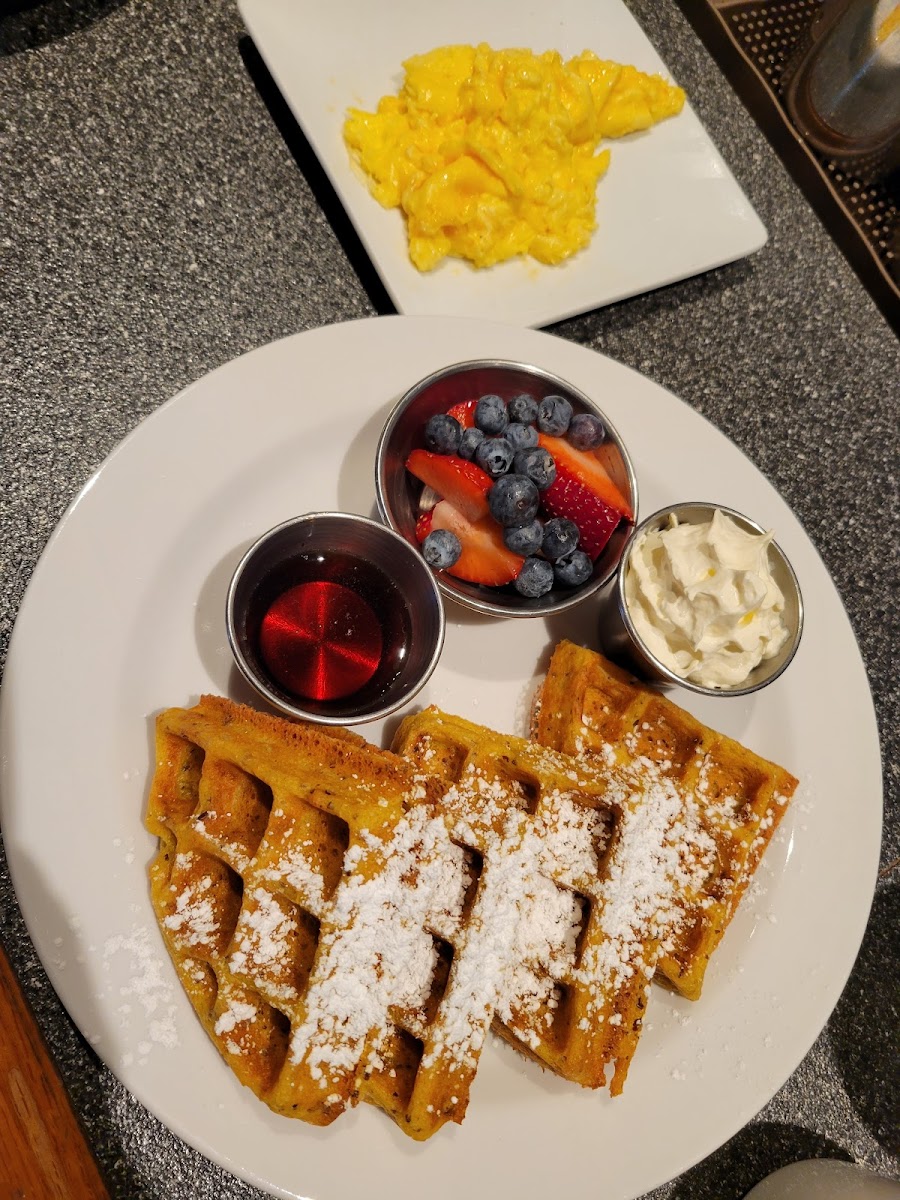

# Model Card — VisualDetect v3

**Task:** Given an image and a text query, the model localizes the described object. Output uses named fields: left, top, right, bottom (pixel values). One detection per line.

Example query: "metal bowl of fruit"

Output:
left=375, top=359, right=638, bottom=618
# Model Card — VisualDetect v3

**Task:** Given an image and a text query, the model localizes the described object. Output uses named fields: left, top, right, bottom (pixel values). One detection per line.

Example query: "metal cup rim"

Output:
left=613, top=501, right=804, bottom=697
left=375, top=358, right=639, bottom=619
left=225, top=511, right=446, bottom=724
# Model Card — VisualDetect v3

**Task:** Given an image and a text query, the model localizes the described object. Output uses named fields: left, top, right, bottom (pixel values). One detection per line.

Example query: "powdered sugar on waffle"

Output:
left=288, top=806, right=461, bottom=1088
left=577, top=759, right=716, bottom=1004
left=162, top=854, right=219, bottom=949
left=259, top=840, right=325, bottom=913
left=285, top=722, right=720, bottom=1098
left=229, top=888, right=303, bottom=1001
left=153, top=709, right=727, bottom=1117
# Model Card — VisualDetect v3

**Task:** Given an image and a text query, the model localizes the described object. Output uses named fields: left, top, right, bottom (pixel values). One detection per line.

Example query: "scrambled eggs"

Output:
left=343, top=43, right=685, bottom=271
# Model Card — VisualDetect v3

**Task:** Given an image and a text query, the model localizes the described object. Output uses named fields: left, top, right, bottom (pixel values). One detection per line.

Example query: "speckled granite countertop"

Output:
left=0, top=1, right=897, bottom=1196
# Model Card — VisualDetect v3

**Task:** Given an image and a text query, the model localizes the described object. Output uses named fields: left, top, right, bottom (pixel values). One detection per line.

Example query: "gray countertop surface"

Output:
left=1, top=1, right=897, bottom=1196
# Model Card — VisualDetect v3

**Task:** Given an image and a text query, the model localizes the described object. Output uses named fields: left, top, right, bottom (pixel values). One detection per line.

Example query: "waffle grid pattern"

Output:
left=392, top=709, right=649, bottom=1093
left=533, top=641, right=799, bottom=1001
left=145, top=664, right=797, bottom=1137
left=147, top=697, right=476, bottom=1140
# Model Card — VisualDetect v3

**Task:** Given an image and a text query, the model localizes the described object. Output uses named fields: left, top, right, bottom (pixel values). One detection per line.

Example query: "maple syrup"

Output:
left=243, top=551, right=411, bottom=710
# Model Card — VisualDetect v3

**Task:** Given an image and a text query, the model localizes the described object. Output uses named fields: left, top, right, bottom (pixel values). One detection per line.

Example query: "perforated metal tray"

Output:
left=676, top=0, right=899, bottom=334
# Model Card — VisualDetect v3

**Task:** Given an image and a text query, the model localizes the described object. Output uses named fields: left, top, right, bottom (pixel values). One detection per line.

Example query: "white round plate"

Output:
left=0, top=316, right=882, bottom=1200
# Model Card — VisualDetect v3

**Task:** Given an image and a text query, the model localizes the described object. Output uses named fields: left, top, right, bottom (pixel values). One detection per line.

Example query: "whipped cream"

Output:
left=623, top=508, right=790, bottom=689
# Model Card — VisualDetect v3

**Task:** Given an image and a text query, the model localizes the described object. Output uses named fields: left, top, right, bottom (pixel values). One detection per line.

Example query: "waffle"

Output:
left=146, top=695, right=494, bottom=1140
left=392, top=706, right=718, bottom=1096
left=532, top=641, right=799, bottom=1001
left=146, top=658, right=797, bottom=1128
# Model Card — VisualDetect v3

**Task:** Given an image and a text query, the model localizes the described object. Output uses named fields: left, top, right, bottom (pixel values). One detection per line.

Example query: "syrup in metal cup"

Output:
left=597, top=502, right=804, bottom=698
left=375, top=358, right=638, bottom=619
left=226, top=512, right=445, bottom=725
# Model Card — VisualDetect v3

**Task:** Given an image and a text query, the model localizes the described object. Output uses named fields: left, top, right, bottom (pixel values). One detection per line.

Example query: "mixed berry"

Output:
left=406, top=391, right=633, bottom=601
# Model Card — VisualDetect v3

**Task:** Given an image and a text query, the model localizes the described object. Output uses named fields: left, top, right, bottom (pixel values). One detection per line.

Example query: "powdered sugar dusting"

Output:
left=229, top=888, right=302, bottom=1001
left=215, top=999, right=258, bottom=1036
left=162, top=854, right=219, bottom=950
left=288, top=807, right=457, bottom=1090
left=576, top=757, right=716, bottom=1011
left=102, top=925, right=180, bottom=1063
left=146, top=695, right=785, bottom=1126
left=259, top=837, right=326, bottom=914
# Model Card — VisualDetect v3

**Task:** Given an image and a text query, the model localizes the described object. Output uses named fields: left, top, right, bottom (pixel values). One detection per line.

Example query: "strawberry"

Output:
left=447, top=398, right=477, bottom=428
left=541, top=472, right=623, bottom=559
left=430, top=499, right=524, bottom=586
left=538, top=434, right=633, bottom=519
left=405, top=450, right=492, bottom=522
left=415, top=510, right=433, bottom=543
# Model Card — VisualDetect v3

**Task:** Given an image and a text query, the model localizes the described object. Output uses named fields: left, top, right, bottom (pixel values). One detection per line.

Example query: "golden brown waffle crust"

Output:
left=146, top=695, right=465, bottom=1140
left=144, top=664, right=799, bottom=1134
left=532, top=641, right=798, bottom=1002
left=392, top=704, right=728, bottom=1097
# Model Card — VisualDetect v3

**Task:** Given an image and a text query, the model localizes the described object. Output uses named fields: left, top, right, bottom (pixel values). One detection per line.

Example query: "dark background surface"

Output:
left=1, top=1, right=898, bottom=1196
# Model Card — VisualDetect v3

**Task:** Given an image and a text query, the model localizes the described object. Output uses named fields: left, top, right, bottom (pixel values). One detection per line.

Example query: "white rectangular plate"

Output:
left=238, top=0, right=768, bottom=328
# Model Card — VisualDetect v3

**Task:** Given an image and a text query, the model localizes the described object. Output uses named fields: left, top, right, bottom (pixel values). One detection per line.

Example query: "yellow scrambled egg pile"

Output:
left=343, top=43, right=685, bottom=271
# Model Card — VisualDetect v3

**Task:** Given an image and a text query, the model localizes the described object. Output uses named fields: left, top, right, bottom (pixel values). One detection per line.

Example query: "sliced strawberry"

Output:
left=538, top=434, right=633, bottom=519
left=541, top=472, right=623, bottom=559
left=430, top=499, right=524, bottom=586
left=415, top=510, right=433, bottom=543
left=447, top=398, right=477, bottom=428
left=405, top=450, right=491, bottom=522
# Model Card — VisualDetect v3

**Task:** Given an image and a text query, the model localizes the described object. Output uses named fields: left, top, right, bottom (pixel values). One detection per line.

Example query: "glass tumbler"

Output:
left=782, top=0, right=900, bottom=181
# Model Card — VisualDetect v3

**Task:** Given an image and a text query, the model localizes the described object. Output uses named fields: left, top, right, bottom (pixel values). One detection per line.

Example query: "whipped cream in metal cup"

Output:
left=598, top=502, right=803, bottom=698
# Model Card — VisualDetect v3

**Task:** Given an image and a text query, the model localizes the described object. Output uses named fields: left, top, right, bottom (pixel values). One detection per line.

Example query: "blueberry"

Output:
left=568, top=412, right=606, bottom=450
left=421, top=529, right=462, bottom=570
left=513, top=446, right=556, bottom=490
left=488, top=474, right=540, bottom=527
left=423, top=413, right=462, bottom=454
left=458, top=426, right=486, bottom=461
left=505, top=422, right=539, bottom=452
left=514, top=557, right=555, bottom=598
left=537, top=394, right=573, bottom=436
left=542, top=517, right=580, bottom=560
left=475, top=436, right=514, bottom=478
left=474, top=393, right=509, bottom=435
left=553, top=549, right=593, bottom=587
left=508, top=392, right=539, bottom=425
left=503, top=519, right=544, bottom=556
